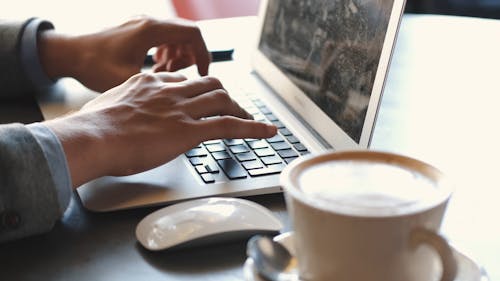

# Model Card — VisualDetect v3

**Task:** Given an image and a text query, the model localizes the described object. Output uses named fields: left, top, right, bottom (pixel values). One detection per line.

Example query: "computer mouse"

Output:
left=136, top=197, right=283, bottom=251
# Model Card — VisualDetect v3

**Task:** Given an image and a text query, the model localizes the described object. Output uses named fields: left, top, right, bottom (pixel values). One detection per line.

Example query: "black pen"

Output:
left=144, top=49, right=234, bottom=66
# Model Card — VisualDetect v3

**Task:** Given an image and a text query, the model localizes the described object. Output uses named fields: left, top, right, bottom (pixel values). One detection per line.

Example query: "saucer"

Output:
left=243, top=232, right=490, bottom=281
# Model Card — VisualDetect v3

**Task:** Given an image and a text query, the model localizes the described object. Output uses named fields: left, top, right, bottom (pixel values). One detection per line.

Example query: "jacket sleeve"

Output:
left=0, top=19, right=38, bottom=99
left=0, top=123, right=61, bottom=242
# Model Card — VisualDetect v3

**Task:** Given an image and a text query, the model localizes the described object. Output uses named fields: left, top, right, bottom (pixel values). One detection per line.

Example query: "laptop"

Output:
left=77, top=0, right=407, bottom=212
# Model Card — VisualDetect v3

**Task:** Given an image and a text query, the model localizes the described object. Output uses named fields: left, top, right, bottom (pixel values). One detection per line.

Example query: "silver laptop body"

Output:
left=77, top=0, right=406, bottom=212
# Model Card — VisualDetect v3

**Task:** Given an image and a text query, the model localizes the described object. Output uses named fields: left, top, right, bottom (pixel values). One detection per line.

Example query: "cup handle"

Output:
left=410, top=228, right=457, bottom=281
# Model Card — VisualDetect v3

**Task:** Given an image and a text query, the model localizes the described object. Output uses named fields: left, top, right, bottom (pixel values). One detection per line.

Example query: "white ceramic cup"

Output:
left=280, top=150, right=457, bottom=281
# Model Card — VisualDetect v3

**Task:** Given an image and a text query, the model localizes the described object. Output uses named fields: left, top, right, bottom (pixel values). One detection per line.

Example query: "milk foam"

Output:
left=297, top=160, right=441, bottom=216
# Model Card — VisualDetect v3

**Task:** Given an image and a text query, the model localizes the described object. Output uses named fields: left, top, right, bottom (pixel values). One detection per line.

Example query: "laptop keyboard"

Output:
left=184, top=95, right=310, bottom=184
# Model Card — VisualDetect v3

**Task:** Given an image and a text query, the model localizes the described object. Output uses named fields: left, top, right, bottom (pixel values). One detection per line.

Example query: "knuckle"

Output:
left=185, top=23, right=202, bottom=36
left=160, top=84, right=180, bottom=97
left=135, top=16, right=157, bottom=31
left=203, top=76, right=223, bottom=88
left=166, top=72, right=187, bottom=82
left=158, top=84, right=180, bottom=98
left=135, top=72, right=157, bottom=83
left=176, top=73, right=188, bottom=81
left=211, top=89, right=231, bottom=104
left=124, top=16, right=156, bottom=30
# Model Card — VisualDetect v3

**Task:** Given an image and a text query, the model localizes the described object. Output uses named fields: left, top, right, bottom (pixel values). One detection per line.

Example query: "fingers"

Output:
left=173, top=76, right=225, bottom=98
left=147, top=19, right=211, bottom=76
left=153, top=44, right=197, bottom=73
left=196, top=117, right=278, bottom=141
left=167, top=55, right=196, bottom=72
left=153, top=75, right=251, bottom=120
left=181, top=89, right=253, bottom=120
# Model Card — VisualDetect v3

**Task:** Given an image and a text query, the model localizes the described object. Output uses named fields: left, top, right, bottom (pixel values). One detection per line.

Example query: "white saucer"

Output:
left=243, top=232, right=489, bottom=281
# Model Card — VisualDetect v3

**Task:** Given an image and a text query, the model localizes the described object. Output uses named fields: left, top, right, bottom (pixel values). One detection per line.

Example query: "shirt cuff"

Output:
left=26, top=123, right=72, bottom=215
left=20, top=18, right=57, bottom=90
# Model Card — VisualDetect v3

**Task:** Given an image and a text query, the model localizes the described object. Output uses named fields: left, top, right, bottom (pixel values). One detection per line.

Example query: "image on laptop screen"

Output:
left=259, top=0, right=395, bottom=143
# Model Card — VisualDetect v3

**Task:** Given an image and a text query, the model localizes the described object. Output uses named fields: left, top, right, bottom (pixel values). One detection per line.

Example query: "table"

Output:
left=1, top=14, right=500, bottom=281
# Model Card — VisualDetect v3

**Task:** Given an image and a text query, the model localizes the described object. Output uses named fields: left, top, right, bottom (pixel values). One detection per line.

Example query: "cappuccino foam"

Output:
left=297, top=160, right=441, bottom=216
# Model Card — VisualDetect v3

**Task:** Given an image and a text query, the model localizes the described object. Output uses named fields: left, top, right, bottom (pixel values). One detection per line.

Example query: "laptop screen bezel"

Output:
left=252, top=0, right=406, bottom=150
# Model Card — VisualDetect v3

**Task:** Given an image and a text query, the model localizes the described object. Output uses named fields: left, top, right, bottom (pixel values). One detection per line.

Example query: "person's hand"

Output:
left=44, top=73, right=277, bottom=188
left=38, top=17, right=210, bottom=92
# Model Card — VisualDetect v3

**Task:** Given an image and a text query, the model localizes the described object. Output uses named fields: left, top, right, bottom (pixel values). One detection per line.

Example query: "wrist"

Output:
left=44, top=114, right=110, bottom=188
left=38, top=31, right=82, bottom=80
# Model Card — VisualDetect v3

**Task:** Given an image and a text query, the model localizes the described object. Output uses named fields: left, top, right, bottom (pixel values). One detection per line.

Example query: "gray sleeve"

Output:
left=26, top=123, right=72, bottom=215
left=0, top=18, right=53, bottom=99
left=0, top=123, right=61, bottom=243
left=19, top=18, right=56, bottom=90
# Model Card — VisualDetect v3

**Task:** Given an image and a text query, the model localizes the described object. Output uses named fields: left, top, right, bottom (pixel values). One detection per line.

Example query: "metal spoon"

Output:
left=246, top=235, right=298, bottom=281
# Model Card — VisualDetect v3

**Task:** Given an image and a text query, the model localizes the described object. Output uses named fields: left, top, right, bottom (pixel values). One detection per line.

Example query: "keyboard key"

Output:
left=249, top=96, right=260, bottom=102
left=271, top=120, right=285, bottom=128
left=217, top=159, right=247, bottom=179
left=224, top=139, right=244, bottom=146
left=230, top=144, right=250, bottom=154
left=265, top=113, right=279, bottom=122
left=253, top=113, right=267, bottom=121
left=279, top=128, right=292, bottom=136
left=260, top=106, right=272, bottom=115
left=293, top=143, right=308, bottom=152
left=249, top=163, right=286, bottom=177
left=286, top=135, right=300, bottom=144
left=245, top=106, right=260, bottom=115
left=242, top=160, right=264, bottom=170
left=190, top=157, right=207, bottom=166
left=212, top=151, right=232, bottom=160
left=284, top=156, right=298, bottom=164
left=278, top=149, right=298, bottom=158
left=195, top=165, right=208, bottom=174
left=254, top=148, right=275, bottom=157
left=300, top=150, right=311, bottom=155
left=247, top=140, right=268, bottom=149
left=185, top=147, right=208, bottom=157
left=203, top=140, right=221, bottom=145
left=205, top=162, right=220, bottom=174
left=261, top=155, right=283, bottom=165
left=266, top=134, right=285, bottom=143
left=201, top=173, right=215, bottom=183
left=271, top=141, right=291, bottom=151
left=235, top=152, right=257, bottom=162
left=205, top=143, right=226, bottom=153
left=253, top=100, right=265, bottom=108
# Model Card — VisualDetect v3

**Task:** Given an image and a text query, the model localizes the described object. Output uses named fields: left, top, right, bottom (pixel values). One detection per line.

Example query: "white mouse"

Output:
left=136, top=197, right=283, bottom=251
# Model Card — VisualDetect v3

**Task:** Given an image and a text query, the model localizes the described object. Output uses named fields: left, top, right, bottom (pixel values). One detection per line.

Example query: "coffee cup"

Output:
left=280, top=150, right=457, bottom=281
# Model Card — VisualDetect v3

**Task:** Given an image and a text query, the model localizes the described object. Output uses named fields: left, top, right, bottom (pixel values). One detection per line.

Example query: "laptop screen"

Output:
left=258, top=0, right=395, bottom=143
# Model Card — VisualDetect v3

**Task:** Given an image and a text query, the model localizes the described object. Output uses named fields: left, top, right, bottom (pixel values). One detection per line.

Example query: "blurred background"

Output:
left=2, top=0, right=500, bottom=34
left=172, top=0, right=500, bottom=20
left=405, top=0, right=500, bottom=19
